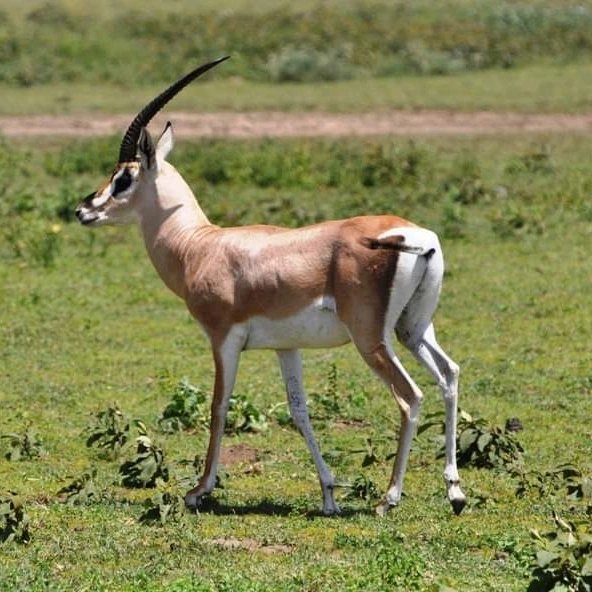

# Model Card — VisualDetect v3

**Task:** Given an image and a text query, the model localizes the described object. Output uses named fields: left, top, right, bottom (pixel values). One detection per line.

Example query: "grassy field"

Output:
left=0, top=132, right=591, bottom=591
left=1, top=1, right=592, bottom=86
left=1, top=61, right=592, bottom=116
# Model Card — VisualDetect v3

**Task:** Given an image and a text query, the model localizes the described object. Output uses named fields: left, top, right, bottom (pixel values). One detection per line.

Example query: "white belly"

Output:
left=244, top=297, right=351, bottom=350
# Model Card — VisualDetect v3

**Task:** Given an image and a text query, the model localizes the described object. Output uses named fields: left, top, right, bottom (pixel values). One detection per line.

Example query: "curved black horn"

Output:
left=118, top=56, right=230, bottom=163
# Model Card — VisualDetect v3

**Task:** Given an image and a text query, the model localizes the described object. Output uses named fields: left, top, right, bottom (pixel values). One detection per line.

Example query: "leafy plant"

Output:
left=343, top=474, right=380, bottom=502
left=418, top=410, right=524, bottom=469
left=157, top=378, right=209, bottom=433
left=85, top=403, right=130, bottom=459
left=515, top=465, right=592, bottom=501
left=139, top=489, right=187, bottom=526
left=225, top=394, right=269, bottom=435
left=349, top=437, right=393, bottom=468
left=528, top=512, right=592, bottom=591
left=119, top=423, right=169, bottom=488
left=56, top=469, right=99, bottom=505
left=0, top=492, right=30, bottom=544
left=310, top=362, right=342, bottom=419
left=2, top=424, right=45, bottom=461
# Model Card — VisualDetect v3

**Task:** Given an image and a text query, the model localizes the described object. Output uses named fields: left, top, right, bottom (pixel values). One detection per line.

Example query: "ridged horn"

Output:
left=118, top=56, right=230, bottom=163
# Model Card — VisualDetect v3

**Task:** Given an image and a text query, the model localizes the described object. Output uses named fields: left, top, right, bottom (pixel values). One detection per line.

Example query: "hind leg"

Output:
left=354, top=339, right=424, bottom=516
left=398, top=322, right=466, bottom=515
left=276, top=349, right=340, bottom=516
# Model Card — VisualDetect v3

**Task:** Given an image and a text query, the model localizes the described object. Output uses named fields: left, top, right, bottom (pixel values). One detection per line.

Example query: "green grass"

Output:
left=2, top=61, right=592, bottom=115
left=1, top=133, right=591, bottom=591
left=2, top=1, right=592, bottom=87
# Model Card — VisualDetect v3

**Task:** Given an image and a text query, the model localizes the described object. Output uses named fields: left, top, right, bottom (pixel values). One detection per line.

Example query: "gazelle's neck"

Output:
left=138, top=161, right=210, bottom=298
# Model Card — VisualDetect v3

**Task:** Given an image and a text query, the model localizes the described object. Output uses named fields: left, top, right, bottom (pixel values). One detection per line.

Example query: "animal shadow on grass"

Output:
left=194, top=496, right=372, bottom=519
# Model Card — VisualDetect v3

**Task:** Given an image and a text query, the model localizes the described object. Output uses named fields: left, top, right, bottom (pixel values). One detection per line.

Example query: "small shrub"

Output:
left=85, top=404, right=130, bottom=459
left=157, top=379, right=209, bottom=433
left=443, top=158, right=489, bottom=205
left=119, top=424, right=169, bottom=488
left=343, top=474, right=380, bottom=502
left=490, top=200, right=545, bottom=238
left=440, top=198, right=467, bottom=240
left=418, top=410, right=524, bottom=470
left=266, top=45, right=353, bottom=83
left=528, top=513, right=592, bottom=592
left=310, top=363, right=341, bottom=419
left=139, top=489, right=187, bottom=526
left=505, top=147, right=555, bottom=176
left=225, top=394, right=268, bottom=435
left=0, top=493, right=30, bottom=544
left=2, top=424, right=45, bottom=461
left=56, top=469, right=99, bottom=505
left=349, top=437, right=391, bottom=468
left=515, top=464, right=592, bottom=501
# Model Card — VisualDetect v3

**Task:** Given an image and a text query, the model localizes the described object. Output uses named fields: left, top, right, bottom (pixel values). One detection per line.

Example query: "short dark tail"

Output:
left=360, top=235, right=435, bottom=258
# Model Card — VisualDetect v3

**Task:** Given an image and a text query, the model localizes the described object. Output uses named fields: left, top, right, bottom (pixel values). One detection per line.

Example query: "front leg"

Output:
left=185, top=329, right=243, bottom=510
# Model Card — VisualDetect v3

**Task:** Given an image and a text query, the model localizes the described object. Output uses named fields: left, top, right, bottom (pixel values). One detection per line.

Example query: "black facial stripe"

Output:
left=82, top=191, right=97, bottom=206
left=112, top=169, right=133, bottom=196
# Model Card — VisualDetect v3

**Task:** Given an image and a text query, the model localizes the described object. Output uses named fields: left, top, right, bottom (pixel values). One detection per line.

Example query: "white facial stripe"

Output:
left=91, top=189, right=111, bottom=208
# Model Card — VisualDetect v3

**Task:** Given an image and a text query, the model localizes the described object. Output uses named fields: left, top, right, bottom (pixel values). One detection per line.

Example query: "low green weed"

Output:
left=0, top=493, right=30, bottom=545
left=119, top=424, right=169, bottom=488
left=528, top=513, right=592, bottom=592
left=1, top=424, right=45, bottom=461
left=343, top=474, right=380, bottom=502
left=225, top=394, right=269, bottom=435
left=139, top=489, right=187, bottom=526
left=85, top=403, right=130, bottom=459
left=418, top=409, right=524, bottom=470
left=157, top=378, right=209, bottom=433
left=56, top=469, right=100, bottom=505
left=515, top=465, right=592, bottom=502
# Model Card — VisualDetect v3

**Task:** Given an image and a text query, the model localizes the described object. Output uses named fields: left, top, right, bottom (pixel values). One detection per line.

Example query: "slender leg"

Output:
left=356, top=341, right=424, bottom=516
left=276, top=349, right=340, bottom=515
left=400, top=323, right=466, bottom=515
left=185, top=330, right=244, bottom=510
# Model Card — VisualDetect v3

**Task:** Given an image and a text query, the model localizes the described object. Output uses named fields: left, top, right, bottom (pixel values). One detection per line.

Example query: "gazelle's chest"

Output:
left=243, top=296, right=351, bottom=350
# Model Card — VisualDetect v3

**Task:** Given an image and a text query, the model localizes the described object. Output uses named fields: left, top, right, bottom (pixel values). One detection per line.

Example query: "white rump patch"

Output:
left=377, top=226, right=439, bottom=256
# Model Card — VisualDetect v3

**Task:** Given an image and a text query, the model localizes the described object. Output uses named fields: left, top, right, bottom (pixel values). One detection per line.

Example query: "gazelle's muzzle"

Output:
left=76, top=192, right=100, bottom=226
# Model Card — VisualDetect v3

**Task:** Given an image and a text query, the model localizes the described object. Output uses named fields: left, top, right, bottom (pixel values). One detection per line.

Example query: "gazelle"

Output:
left=75, top=56, right=466, bottom=516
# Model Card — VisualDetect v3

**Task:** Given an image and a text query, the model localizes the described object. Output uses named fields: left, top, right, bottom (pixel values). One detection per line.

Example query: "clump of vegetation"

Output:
left=157, top=378, right=209, bottom=433
left=0, top=493, right=30, bottom=545
left=418, top=410, right=524, bottom=470
left=3, top=3, right=592, bottom=87
left=3, top=220, right=62, bottom=267
left=505, top=146, right=555, bottom=176
left=266, top=45, right=353, bottom=83
left=56, top=469, right=100, bottom=505
left=515, top=464, right=592, bottom=501
left=85, top=404, right=130, bottom=459
left=2, top=424, right=46, bottom=461
left=528, top=512, right=592, bottom=592
left=225, top=394, right=269, bottom=435
left=343, top=474, right=380, bottom=502
left=119, top=423, right=169, bottom=488
left=139, top=489, right=187, bottom=526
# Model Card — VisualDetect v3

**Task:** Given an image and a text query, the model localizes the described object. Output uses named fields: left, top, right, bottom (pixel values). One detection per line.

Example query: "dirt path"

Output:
left=2, top=111, right=592, bottom=138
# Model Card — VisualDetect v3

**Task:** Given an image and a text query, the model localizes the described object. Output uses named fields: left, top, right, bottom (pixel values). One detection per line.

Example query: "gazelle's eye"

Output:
left=112, top=169, right=133, bottom=197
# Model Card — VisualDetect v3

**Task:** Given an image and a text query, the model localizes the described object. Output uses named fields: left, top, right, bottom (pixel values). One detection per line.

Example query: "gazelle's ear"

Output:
left=138, top=127, right=156, bottom=170
left=156, top=121, right=175, bottom=162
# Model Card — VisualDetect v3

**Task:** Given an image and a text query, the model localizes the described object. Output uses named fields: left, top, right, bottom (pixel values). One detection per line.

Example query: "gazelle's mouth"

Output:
left=76, top=208, right=100, bottom=226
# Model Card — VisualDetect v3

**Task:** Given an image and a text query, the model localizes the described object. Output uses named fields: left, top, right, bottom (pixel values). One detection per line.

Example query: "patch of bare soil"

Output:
left=219, top=442, right=260, bottom=467
left=209, top=537, right=293, bottom=554
left=1, top=111, right=592, bottom=138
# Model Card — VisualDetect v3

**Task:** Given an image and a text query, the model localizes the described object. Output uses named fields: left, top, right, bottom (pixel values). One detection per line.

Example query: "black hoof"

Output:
left=451, top=497, right=467, bottom=516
